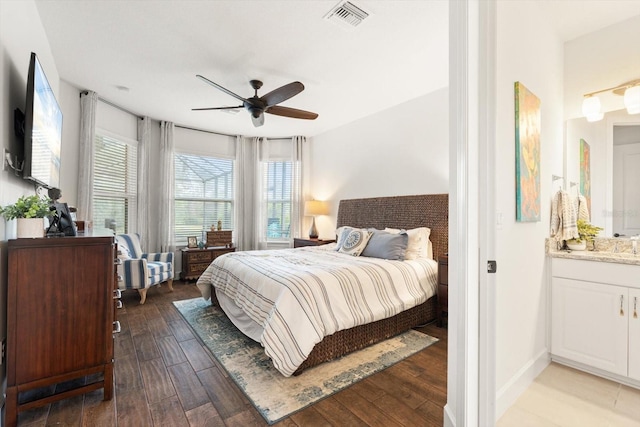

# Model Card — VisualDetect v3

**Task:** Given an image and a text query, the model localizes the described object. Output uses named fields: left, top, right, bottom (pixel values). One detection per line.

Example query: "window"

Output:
left=263, top=160, right=292, bottom=241
left=174, top=153, right=234, bottom=246
left=93, top=132, right=137, bottom=234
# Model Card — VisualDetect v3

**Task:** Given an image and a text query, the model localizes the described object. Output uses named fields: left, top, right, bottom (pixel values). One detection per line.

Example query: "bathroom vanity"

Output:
left=548, top=241, right=640, bottom=387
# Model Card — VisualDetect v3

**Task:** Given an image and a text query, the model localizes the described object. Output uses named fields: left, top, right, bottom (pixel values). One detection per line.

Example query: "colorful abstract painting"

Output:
left=580, top=139, right=591, bottom=214
left=515, top=81, right=541, bottom=222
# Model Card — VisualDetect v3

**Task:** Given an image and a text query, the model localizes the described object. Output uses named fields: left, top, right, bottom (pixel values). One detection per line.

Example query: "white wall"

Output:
left=309, top=87, right=449, bottom=239
left=0, top=0, right=64, bottom=409
left=495, top=0, right=565, bottom=417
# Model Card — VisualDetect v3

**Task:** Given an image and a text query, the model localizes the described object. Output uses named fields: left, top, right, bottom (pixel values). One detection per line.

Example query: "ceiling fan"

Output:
left=193, top=75, right=319, bottom=127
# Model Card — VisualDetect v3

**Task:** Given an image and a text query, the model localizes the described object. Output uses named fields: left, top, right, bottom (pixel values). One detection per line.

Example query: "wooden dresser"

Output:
left=5, top=236, right=119, bottom=427
left=181, top=246, right=236, bottom=281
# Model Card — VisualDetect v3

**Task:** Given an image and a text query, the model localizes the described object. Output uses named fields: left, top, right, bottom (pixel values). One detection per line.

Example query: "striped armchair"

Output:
left=115, top=233, right=174, bottom=304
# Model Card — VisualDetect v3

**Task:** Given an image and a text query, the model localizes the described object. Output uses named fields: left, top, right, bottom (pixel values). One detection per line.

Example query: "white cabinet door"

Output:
left=629, top=288, right=640, bottom=381
left=552, top=277, right=628, bottom=376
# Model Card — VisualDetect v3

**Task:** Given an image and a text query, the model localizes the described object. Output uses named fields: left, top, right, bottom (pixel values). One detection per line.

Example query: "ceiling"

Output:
left=34, top=0, right=640, bottom=138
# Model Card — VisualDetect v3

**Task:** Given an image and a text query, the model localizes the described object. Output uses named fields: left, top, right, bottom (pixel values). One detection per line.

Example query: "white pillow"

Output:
left=385, top=227, right=432, bottom=260
left=338, top=229, right=372, bottom=256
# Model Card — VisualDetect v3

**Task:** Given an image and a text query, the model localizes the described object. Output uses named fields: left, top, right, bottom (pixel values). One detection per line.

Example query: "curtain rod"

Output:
left=174, top=124, right=237, bottom=138
left=99, top=96, right=144, bottom=118
left=79, top=91, right=143, bottom=119
left=175, top=124, right=300, bottom=140
left=81, top=91, right=302, bottom=139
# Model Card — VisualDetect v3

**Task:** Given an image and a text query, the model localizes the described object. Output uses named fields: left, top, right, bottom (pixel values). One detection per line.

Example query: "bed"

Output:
left=196, top=194, right=448, bottom=376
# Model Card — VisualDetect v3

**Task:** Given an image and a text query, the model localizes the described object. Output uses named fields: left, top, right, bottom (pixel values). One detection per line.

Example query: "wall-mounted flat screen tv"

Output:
left=23, top=52, right=62, bottom=189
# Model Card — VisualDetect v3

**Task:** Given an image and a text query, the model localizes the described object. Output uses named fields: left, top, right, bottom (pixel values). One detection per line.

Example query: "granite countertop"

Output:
left=546, top=238, right=640, bottom=266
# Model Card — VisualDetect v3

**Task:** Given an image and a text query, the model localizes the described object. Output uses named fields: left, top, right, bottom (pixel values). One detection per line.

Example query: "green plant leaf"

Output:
left=0, top=195, right=52, bottom=220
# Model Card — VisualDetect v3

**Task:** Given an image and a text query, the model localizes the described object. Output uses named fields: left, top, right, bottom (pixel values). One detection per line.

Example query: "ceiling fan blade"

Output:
left=251, top=113, right=265, bottom=127
left=261, top=82, right=305, bottom=107
left=196, top=75, right=247, bottom=103
left=192, top=105, right=243, bottom=111
left=266, top=105, right=318, bottom=120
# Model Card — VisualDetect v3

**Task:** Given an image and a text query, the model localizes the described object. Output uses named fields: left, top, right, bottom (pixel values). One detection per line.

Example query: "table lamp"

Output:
left=304, top=200, right=329, bottom=239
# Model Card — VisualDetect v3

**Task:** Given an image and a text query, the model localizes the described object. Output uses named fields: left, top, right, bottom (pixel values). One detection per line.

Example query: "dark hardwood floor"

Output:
left=15, top=281, right=448, bottom=427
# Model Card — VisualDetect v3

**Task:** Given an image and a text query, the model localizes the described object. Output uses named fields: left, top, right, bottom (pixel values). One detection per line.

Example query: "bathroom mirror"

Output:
left=565, top=113, right=640, bottom=237
left=563, top=15, right=640, bottom=238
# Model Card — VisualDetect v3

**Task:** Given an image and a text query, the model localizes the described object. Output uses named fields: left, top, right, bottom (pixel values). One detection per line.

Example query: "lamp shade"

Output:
left=304, top=200, right=329, bottom=216
left=582, top=96, right=604, bottom=122
left=624, top=85, right=640, bottom=115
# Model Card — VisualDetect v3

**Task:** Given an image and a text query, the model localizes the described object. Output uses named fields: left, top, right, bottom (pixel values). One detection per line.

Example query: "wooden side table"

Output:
left=437, top=255, right=449, bottom=327
left=181, top=246, right=235, bottom=281
left=293, top=238, right=336, bottom=248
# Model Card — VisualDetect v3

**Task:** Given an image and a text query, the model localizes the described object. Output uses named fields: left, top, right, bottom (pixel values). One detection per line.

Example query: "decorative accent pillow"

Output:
left=338, top=229, right=372, bottom=256
left=334, top=226, right=355, bottom=250
left=361, top=229, right=409, bottom=260
left=384, top=227, right=432, bottom=260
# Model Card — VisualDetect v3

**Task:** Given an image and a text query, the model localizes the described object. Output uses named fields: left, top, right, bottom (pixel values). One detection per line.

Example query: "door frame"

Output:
left=606, top=116, right=640, bottom=235
left=446, top=1, right=496, bottom=426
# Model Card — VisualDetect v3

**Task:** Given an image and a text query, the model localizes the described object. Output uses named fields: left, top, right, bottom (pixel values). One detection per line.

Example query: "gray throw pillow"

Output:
left=361, top=229, right=408, bottom=260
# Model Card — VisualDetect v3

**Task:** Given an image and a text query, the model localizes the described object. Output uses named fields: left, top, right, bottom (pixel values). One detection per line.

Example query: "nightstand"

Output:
left=293, top=238, right=336, bottom=248
left=180, top=246, right=235, bottom=281
left=437, top=255, right=448, bottom=327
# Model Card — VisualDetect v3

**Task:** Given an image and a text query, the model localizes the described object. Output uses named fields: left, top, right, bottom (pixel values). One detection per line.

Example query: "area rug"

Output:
left=174, top=297, right=438, bottom=424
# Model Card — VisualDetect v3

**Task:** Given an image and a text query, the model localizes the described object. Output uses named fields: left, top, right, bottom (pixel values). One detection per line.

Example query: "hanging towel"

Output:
left=550, top=190, right=579, bottom=242
left=550, top=190, right=561, bottom=237
left=577, top=194, right=590, bottom=222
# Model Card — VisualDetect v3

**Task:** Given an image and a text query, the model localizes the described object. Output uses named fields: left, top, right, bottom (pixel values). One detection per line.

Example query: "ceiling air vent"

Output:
left=325, top=1, right=370, bottom=29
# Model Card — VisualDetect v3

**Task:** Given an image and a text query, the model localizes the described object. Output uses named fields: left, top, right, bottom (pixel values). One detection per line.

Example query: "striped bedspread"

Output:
left=197, top=245, right=438, bottom=376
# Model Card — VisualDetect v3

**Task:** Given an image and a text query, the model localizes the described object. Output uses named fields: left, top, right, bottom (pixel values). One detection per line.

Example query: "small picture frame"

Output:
left=187, top=236, right=198, bottom=248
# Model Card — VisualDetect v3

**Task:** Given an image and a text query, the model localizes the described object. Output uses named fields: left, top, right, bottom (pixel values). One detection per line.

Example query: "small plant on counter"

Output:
left=0, top=194, right=51, bottom=220
left=574, top=219, right=603, bottom=243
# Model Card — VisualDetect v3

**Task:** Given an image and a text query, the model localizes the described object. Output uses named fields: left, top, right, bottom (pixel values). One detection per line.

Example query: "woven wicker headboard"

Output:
left=336, top=194, right=449, bottom=260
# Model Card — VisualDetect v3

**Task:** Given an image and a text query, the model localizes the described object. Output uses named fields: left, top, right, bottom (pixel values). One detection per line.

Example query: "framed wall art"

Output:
left=514, top=81, right=541, bottom=222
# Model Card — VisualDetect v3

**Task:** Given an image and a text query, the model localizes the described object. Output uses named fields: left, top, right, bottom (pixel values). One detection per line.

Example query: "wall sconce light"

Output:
left=624, top=84, right=640, bottom=115
left=582, top=78, right=640, bottom=122
left=582, top=95, right=604, bottom=122
left=304, top=200, right=329, bottom=239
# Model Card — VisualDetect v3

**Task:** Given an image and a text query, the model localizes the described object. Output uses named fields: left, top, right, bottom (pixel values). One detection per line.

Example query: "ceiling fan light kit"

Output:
left=581, top=78, right=640, bottom=122
left=193, top=75, right=318, bottom=127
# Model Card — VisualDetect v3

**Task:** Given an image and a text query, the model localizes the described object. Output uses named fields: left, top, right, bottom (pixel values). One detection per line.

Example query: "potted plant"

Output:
left=566, top=219, right=603, bottom=250
left=0, top=194, right=52, bottom=238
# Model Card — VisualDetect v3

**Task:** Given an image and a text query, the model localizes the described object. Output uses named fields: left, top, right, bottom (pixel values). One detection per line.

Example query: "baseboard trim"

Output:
left=495, top=349, right=550, bottom=420
left=552, top=355, right=640, bottom=390
left=444, top=403, right=455, bottom=427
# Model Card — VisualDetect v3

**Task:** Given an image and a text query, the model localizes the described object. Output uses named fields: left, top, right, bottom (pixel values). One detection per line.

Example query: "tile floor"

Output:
left=498, top=362, right=640, bottom=427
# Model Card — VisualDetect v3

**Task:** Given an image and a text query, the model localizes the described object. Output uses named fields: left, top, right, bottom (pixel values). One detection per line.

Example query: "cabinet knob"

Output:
left=115, top=300, right=123, bottom=309
left=113, top=289, right=122, bottom=299
left=112, top=321, right=121, bottom=334
left=634, top=297, right=638, bottom=319
left=114, top=258, right=123, bottom=265
left=620, top=295, right=625, bottom=316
